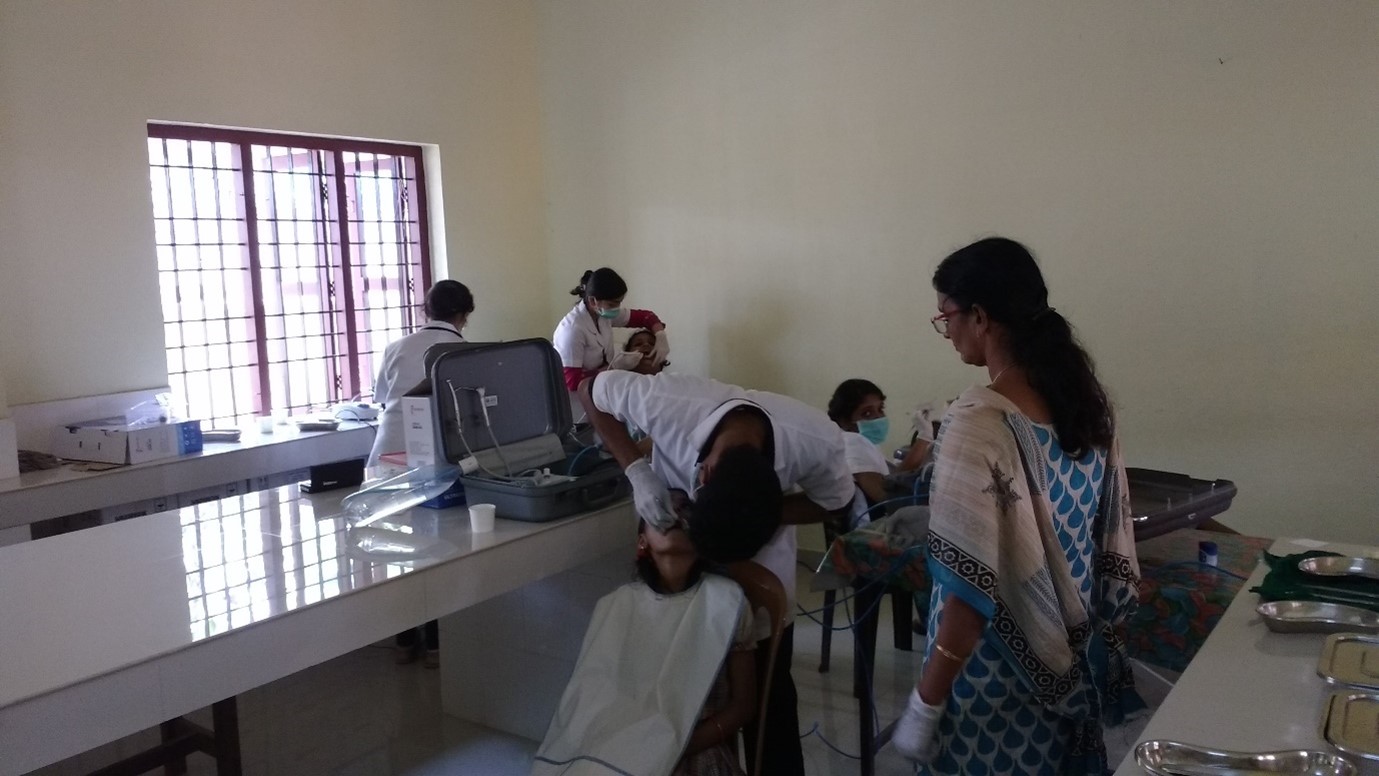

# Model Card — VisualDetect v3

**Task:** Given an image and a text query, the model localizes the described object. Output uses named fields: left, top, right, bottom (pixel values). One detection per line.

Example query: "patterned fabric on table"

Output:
left=1124, top=530, right=1272, bottom=673
left=823, top=522, right=1271, bottom=678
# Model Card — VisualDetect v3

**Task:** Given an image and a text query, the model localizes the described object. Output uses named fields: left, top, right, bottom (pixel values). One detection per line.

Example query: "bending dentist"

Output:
left=579, top=370, right=854, bottom=776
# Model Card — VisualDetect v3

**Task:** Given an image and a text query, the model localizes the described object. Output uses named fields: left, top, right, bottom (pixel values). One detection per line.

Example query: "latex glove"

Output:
left=625, top=458, right=676, bottom=531
left=890, top=688, right=943, bottom=763
left=608, top=351, right=643, bottom=371
left=651, top=329, right=670, bottom=365
left=909, top=407, right=934, bottom=442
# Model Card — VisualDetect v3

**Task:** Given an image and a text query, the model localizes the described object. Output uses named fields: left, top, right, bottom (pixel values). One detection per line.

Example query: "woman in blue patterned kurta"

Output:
left=891, top=238, right=1141, bottom=775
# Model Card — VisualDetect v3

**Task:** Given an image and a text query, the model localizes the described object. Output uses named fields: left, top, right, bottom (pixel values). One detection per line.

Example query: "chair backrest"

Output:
left=725, top=560, right=787, bottom=776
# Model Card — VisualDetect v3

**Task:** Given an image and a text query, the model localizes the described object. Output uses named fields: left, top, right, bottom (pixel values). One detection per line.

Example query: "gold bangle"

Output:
left=932, top=641, right=967, bottom=663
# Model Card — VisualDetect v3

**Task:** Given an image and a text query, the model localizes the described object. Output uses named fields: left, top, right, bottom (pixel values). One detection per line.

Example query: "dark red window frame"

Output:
left=147, top=123, right=433, bottom=426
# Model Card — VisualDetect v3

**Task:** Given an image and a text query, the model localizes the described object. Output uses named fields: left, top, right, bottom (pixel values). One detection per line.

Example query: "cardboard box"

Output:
left=52, top=418, right=203, bottom=465
left=401, top=396, right=437, bottom=467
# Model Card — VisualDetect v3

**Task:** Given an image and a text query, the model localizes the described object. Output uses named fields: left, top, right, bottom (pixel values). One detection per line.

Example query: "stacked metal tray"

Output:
left=1134, top=740, right=1357, bottom=775
left=1140, top=557, right=1379, bottom=770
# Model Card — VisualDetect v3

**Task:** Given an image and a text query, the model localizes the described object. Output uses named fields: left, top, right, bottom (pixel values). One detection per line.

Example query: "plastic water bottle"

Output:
left=341, top=465, right=461, bottom=527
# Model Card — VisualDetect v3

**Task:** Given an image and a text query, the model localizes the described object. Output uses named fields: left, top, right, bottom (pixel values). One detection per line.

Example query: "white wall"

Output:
left=0, top=0, right=548, bottom=406
left=537, top=1, right=1379, bottom=543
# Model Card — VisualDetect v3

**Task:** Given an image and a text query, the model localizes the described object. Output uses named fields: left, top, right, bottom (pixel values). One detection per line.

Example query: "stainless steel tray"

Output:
left=1318, top=633, right=1379, bottom=690
left=1320, top=692, right=1379, bottom=762
left=1299, top=556, right=1379, bottom=581
left=1134, top=740, right=1357, bottom=775
left=1258, top=601, right=1379, bottom=634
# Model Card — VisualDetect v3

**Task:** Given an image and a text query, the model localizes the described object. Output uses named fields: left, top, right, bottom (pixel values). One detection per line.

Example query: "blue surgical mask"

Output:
left=597, top=307, right=621, bottom=320
left=856, top=417, right=889, bottom=446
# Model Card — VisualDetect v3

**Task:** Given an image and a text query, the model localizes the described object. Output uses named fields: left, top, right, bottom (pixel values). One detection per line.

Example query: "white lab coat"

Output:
left=843, top=431, right=890, bottom=528
left=552, top=301, right=635, bottom=375
left=842, top=431, right=889, bottom=476
left=590, top=371, right=855, bottom=615
left=368, top=321, right=464, bottom=466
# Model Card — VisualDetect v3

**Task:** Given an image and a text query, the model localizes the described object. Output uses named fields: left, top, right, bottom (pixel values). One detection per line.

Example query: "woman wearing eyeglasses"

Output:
left=891, top=237, right=1141, bottom=775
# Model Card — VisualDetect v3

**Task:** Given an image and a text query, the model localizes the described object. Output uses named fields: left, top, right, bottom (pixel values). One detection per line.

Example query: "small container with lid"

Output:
left=1198, top=540, right=1219, bottom=568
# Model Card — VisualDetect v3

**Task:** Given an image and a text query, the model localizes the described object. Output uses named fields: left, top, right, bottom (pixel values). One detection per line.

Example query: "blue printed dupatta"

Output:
left=925, top=386, right=1140, bottom=727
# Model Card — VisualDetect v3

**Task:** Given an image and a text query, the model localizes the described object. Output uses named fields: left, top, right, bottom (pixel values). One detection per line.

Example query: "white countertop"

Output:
left=0, top=422, right=374, bottom=529
left=0, top=483, right=635, bottom=774
left=1113, top=537, right=1379, bottom=775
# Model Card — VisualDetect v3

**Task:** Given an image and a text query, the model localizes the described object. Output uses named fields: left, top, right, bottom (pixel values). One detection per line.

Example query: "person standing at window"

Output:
left=367, top=280, right=475, bottom=467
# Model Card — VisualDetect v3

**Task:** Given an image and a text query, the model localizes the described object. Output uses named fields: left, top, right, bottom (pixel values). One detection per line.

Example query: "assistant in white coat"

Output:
left=367, top=280, right=474, bottom=467
left=552, top=267, right=668, bottom=393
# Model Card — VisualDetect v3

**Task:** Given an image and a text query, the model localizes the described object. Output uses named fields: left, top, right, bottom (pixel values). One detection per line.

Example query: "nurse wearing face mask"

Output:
left=553, top=267, right=669, bottom=395
left=826, top=379, right=895, bottom=506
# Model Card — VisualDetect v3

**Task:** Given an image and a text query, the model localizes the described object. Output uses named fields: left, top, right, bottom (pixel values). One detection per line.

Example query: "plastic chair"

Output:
left=818, top=520, right=921, bottom=673
left=725, top=561, right=787, bottom=776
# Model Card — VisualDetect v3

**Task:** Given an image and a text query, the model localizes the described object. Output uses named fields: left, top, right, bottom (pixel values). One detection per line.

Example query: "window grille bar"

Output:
left=331, top=149, right=362, bottom=400
left=239, top=142, right=273, bottom=415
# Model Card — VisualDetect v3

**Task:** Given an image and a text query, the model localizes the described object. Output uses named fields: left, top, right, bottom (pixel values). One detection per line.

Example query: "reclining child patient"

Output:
left=614, top=328, right=669, bottom=375
left=532, top=490, right=758, bottom=776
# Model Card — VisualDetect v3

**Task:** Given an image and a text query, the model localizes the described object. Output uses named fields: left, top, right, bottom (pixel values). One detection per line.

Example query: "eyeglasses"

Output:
left=930, top=309, right=965, bottom=336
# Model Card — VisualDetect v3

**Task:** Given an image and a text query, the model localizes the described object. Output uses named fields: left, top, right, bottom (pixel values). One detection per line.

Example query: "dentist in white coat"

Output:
left=367, top=280, right=474, bottom=467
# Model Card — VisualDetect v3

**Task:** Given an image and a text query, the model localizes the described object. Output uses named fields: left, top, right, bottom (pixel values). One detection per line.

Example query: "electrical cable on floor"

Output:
left=798, top=722, right=862, bottom=760
left=793, top=540, right=928, bottom=764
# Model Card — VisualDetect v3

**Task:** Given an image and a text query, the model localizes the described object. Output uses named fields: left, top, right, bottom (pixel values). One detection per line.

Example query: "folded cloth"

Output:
left=1251, top=551, right=1379, bottom=612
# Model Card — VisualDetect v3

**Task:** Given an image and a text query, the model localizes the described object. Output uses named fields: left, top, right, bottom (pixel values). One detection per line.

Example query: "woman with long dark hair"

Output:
left=891, top=237, right=1140, bottom=774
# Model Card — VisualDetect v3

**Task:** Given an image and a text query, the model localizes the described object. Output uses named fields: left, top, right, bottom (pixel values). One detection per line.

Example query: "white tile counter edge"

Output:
left=0, top=501, right=635, bottom=775
left=0, top=423, right=374, bottom=530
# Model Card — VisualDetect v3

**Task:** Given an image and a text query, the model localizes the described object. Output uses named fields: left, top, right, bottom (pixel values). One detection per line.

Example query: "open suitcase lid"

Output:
left=425, top=338, right=573, bottom=474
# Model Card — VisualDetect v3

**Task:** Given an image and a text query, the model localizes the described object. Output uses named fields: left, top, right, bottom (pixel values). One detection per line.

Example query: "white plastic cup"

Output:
left=257, top=416, right=275, bottom=434
left=468, top=503, right=496, bottom=533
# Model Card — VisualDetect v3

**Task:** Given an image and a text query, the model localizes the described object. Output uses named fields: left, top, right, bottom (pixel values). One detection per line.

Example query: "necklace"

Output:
left=988, top=364, right=1012, bottom=387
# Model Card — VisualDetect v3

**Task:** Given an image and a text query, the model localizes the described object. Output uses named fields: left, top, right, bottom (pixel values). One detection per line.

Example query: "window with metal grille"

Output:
left=146, top=124, right=432, bottom=428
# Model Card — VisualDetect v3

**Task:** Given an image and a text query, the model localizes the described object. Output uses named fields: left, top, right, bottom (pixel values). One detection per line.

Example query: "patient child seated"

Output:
left=532, top=491, right=757, bottom=776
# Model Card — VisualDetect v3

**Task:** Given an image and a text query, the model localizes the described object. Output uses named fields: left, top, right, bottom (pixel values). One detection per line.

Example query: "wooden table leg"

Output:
left=160, top=721, right=187, bottom=775
left=210, top=697, right=243, bottom=776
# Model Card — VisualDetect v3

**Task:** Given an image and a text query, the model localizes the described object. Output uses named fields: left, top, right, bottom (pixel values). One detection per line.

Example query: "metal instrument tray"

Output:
left=1134, top=739, right=1357, bottom=775
left=1300, top=556, right=1379, bottom=582
left=1258, top=601, right=1379, bottom=635
left=1317, top=633, right=1379, bottom=690
left=1320, top=692, right=1379, bottom=762
left=1126, top=467, right=1237, bottom=540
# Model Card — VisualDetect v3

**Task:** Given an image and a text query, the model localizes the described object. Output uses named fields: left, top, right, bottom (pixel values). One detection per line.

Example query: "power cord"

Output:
left=445, top=380, right=515, bottom=482
left=565, top=444, right=600, bottom=477
left=792, top=540, right=930, bottom=763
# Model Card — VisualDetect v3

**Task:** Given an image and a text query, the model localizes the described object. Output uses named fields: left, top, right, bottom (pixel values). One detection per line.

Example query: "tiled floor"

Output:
left=29, top=569, right=1164, bottom=775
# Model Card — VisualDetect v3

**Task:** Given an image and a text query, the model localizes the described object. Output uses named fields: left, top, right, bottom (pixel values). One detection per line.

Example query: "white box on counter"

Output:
left=401, top=396, right=436, bottom=467
left=52, top=418, right=203, bottom=465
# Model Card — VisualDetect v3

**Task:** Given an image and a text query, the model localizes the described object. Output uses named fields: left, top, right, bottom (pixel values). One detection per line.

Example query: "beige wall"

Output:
left=2, top=1, right=1374, bottom=544
left=537, top=1, right=1379, bottom=543
left=0, top=0, right=548, bottom=406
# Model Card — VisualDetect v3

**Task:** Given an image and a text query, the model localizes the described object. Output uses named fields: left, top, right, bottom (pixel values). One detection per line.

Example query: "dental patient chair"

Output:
left=725, top=561, right=787, bottom=776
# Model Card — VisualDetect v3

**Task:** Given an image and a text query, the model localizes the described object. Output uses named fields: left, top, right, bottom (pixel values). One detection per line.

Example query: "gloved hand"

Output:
left=890, top=688, right=943, bottom=763
left=910, top=408, right=934, bottom=442
left=625, top=458, right=676, bottom=532
left=651, top=329, right=670, bottom=365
